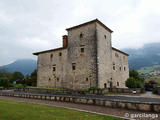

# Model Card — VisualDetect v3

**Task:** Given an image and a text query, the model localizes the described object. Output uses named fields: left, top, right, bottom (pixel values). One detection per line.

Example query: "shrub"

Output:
left=126, top=69, right=145, bottom=88
left=125, top=77, right=142, bottom=88
left=88, top=87, right=104, bottom=91
left=153, top=88, right=158, bottom=94
left=13, top=84, right=25, bottom=88
left=0, top=77, right=11, bottom=88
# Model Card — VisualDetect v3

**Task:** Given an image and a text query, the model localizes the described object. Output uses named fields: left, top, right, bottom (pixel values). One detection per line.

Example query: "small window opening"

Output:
left=115, top=53, right=119, bottom=57
left=53, top=65, right=56, bottom=71
left=117, top=82, right=119, bottom=86
left=50, top=54, right=53, bottom=59
left=113, top=66, right=115, bottom=70
left=80, top=33, right=83, bottom=38
left=86, top=78, right=88, bottom=81
left=72, top=63, right=76, bottom=70
left=124, top=67, right=126, bottom=71
left=57, top=77, right=59, bottom=82
left=104, top=35, right=106, bottom=39
left=81, top=48, right=84, bottom=53
left=104, top=83, right=107, bottom=88
left=113, top=63, right=115, bottom=70
left=119, top=67, right=121, bottom=71
left=59, top=52, right=62, bottom=56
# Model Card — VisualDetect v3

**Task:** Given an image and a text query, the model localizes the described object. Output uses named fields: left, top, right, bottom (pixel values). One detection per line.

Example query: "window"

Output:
left=57, top=77, right=59, bottom=82
left=113, top=62, right=115, bottom=70
left=50, top=54, right=53, bottom=59
left=53, top=65, right=56, bottom=71
left=81, top=48, right=84, bottom=53
left=113, top=66, right=115, bottom=70
left=49, top=78, right=51, bottom=81
left=80, top=33, right=83, bottom=38
left=119, top=67, right=121, bottom=71
left=104, top=83, right=107, bottom=88
left=104, top=35, right=106, bottom=39
left=59, top=52, right=62, bottom=56
left=115, top=53, right=119, bottom=57
left=72, top=63, right=76, bottom=70
left=124, top=67, right=126, bottom=71
left=117, top=82, right=119, bottom=86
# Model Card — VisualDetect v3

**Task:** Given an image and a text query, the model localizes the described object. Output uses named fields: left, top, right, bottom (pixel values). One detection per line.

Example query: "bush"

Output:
left=88, top=87, right=104, bottom=91
left=79, top=89, right=88, bottom=94
left=0, top=77, right=11, bottom=88
left=126, top=69, right=144, bottom=88
left=13, top=84, right=25, bottom=88
left=153, top=88, right=158, bottom=94
left=125, top=77, right=142, bottom=88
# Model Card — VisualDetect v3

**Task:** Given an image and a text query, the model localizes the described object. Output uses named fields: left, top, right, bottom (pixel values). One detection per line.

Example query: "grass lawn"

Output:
left=0, top=99, right=123, bottom=120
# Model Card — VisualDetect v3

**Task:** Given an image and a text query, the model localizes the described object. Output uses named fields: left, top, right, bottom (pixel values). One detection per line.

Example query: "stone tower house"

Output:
left=33, top=19, right=129, bottom=90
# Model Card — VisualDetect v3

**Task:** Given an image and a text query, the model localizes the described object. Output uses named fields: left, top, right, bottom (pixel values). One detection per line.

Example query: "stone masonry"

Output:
left=33, top=19, right=129, bottom=90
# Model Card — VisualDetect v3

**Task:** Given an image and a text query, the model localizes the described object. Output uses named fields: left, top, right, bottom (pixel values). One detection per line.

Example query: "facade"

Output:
left=33, top=19, right=129, bottom=90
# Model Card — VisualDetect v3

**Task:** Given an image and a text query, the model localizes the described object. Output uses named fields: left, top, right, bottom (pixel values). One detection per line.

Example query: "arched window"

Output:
left=80, top=33, right=83, bottom=38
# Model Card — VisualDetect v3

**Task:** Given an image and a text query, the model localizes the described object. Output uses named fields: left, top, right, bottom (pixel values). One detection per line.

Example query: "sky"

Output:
left=0, top=0, right=160, bottom=65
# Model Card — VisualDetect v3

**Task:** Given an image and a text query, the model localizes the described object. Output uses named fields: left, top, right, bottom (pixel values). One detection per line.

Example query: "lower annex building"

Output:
left=33, top=19, right=129, bottom=90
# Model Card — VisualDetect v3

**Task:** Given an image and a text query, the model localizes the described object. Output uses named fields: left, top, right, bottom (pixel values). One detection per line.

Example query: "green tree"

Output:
left=0, top=69, right=11, bottom=78
left=30, top=70, right=37, bottom=86
left=125, top=69, right=144, bottom=88
left=9, top=71, right=24, bottom=83
left=24, top=70, right=37, bottom=86
left=0, top=77, right=11, bottom=88
left=129, top=69, right=139, bottom=79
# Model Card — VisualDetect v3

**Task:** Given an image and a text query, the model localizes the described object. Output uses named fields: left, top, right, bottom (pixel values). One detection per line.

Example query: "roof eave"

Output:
left=66, top=19, right=113, bottom=33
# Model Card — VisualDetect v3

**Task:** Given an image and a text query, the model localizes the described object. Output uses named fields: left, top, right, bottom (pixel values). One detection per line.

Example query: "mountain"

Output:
left=0, top=59, right=37, bottom=75
left=123, top=42, right=160, bottom=69
left=122, top=42, right=160, bottom=75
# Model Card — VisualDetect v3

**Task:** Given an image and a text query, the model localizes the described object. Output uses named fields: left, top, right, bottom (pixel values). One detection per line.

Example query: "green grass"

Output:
left=0, top=99, right=122, bottom=120
left=138, top=65, right=160, bottom=74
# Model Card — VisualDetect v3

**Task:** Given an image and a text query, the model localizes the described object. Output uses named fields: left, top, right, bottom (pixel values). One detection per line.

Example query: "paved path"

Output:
left=0, top=96, right=159, bottom=120
left=139, top=91, right=160, bottom=98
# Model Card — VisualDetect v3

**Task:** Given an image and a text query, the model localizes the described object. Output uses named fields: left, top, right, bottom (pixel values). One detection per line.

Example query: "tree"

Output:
left=24, top=70, right=37, bottom=86
left=9, top=71, right=24, bottom=83
left=30, top=70, right=37, bottom=86
left=129, top=69, right=139, bottom=79
left=0, top=69, right=11, bottom=78
left=0, top=77, right=11, bottom=88
left=125, top=69, right=144, bottom=88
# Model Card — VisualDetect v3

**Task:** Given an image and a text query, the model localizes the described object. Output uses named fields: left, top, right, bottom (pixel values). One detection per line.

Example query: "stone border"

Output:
left=0, top=92, right=159, bottom=113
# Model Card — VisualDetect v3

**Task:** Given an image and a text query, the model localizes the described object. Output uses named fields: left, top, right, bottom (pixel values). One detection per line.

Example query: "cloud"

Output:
left=0, top=0, right=160, bottom=65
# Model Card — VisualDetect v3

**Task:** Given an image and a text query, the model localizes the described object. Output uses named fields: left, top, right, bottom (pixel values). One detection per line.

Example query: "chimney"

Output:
left=62, top=35, right=68, bottom=48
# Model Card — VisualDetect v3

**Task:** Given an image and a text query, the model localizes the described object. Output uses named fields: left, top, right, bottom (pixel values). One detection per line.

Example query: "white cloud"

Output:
left=0, top=0, right=160, bottom=65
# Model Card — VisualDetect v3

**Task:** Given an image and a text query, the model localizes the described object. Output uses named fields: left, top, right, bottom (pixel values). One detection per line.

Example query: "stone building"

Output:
left=33, top=19, right=129, bottom=90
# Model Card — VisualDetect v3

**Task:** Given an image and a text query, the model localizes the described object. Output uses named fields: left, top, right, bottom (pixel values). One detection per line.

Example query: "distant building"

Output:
left=33, top=19, right=129, bottom=90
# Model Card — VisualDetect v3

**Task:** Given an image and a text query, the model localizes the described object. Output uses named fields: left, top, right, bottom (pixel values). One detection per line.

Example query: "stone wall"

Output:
left=66, top=23, right=98, bottom=89
left=37, top=49, right=67, bottom=88
left=35, top=20, right=129, bottom=90
left=112, top=49, right=129, bottom=88
left=0, top=92, right=159, bottom=113
left=96, top=23, right=112, bottom=88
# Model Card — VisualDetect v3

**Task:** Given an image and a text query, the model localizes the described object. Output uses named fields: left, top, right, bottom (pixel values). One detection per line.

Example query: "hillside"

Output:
left=0, top=59, right=37, bottom=75
left=123, top=42, right=160, bottom=77
left=123, top=42, right=160, bottom=69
